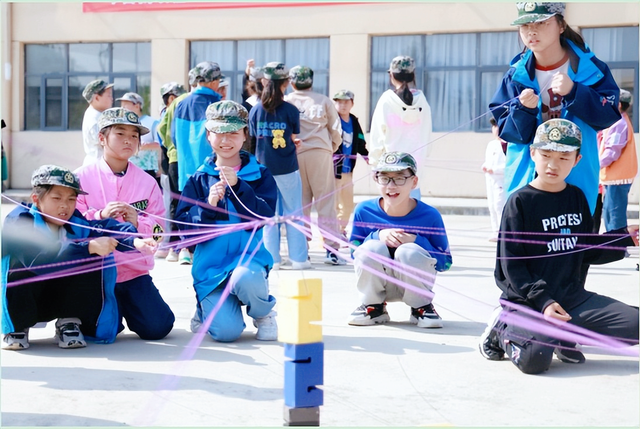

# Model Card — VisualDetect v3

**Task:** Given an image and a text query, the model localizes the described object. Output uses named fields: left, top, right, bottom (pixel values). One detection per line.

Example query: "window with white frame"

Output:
left=370, top=32, right=520, bottom=133
left=190, top=38, right=330, bottom=103
left=24, top=42, right=151, bottom=131
left=582, top=26, right=639, bottom=131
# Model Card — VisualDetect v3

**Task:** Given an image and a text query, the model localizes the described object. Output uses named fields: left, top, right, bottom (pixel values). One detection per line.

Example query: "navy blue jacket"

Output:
left=489, top=40, right=621, bottom=214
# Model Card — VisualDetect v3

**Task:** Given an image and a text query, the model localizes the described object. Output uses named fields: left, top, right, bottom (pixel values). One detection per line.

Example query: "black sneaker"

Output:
left=410, top=303, right=443, bottom=328
left=554, top=346, right=585, bottom=364
left=347, top=303, right=390, bottom=326
left=479, top=307, right=505, bottom=361
left=324, top=250, right=346, bottom=266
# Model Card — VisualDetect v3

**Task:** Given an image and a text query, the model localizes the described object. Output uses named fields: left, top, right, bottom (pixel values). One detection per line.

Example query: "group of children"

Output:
left=2, top=1, right=638, bottom=378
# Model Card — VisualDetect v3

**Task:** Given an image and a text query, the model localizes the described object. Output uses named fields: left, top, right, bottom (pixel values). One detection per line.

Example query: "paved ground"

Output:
left=1, top=201, right=638, bottom=427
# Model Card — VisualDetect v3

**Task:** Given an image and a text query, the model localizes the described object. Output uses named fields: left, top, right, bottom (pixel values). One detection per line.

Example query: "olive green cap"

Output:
left=261, top=62, right=289, bottom=80
left=388, top=56, right=415, bottom=74
left=160, top=82, right=187, bottom=98
left=289, top=65, right=314, bottom=89
left=333, top=89, right=354, bottom=101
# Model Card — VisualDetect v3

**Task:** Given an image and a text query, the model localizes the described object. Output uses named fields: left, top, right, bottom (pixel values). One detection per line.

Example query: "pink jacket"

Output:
left=75, top=158, right=165, bottom=282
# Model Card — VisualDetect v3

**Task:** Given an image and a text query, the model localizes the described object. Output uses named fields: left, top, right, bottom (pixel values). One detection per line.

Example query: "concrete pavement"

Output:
left=0, top=203, right=638, bottom=427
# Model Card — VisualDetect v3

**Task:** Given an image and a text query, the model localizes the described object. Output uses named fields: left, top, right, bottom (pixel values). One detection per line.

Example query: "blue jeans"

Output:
left=603, top=183, right=632, bottom=231
left=198, top=264, right=276, bottom=342
left=264, top=170, right=309, bottom=264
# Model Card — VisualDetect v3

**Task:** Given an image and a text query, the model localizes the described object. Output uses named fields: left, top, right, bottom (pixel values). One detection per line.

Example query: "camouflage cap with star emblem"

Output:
left=373, top=152, right=418, bottom=175
left=82, top=79, right=115, bottom=103
left=160, top=81, right=187, bottom=98
left=98, top=107, right=150, bottom=135
left=532, top=118, right=581, bottom=152
left=261, top=62, right=289, bottom=81
left=512, top=2, right=565, bottom=26
left=31, top=165, right=88, bottom=195
left=388, top=55, right=416, bottom=74
left=333, top=89, right=355, bottom=101
left=289, top=65, right=314, bottom=89
left=204, top=100, right=249, bottom=134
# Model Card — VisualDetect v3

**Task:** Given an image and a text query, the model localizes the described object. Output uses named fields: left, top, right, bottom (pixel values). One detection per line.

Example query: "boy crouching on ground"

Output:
left=347, top=152, right=452, bottom=328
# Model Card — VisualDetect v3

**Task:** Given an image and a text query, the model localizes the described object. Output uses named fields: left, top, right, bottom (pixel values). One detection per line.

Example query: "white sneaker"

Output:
left=291, top=260, right=312, bottom=270
left=253, top=311, right=278, bottom=341
left=178, top=248, right=192, bottom=265
left=165, top=248, right=179, bottom=262
left=55, top=318, right=86, bottom=349
left=2, top=330, right=29, bottom=350
left=271, top=262, right=281, bottom=271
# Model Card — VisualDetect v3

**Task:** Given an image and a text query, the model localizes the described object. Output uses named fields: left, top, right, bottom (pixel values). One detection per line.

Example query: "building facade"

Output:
left=1, top=1, right=638, bottom=201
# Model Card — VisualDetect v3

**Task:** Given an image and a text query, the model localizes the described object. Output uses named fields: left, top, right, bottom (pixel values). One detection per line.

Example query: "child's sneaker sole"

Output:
left=409, top=315, right=443, bottom=328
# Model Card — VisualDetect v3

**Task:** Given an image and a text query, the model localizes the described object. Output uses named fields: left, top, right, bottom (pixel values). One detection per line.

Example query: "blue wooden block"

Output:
left=284, top=342, right=324, bottom=408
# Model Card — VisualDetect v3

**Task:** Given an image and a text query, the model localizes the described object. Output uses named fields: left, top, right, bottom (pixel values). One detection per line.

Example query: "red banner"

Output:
left=82, top=2, right=364, bottom=13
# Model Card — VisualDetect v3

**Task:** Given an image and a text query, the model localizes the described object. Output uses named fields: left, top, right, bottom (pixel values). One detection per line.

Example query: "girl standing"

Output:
left=489, top=2, right=621, bottom=214
left=369, top=55, right=433, bottom=198
left=248, top=62, right=311, bottom=270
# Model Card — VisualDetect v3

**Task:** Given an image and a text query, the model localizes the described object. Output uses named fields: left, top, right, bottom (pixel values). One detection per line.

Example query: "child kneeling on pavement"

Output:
left=479, top=118, right=639, bottom=374
left=347, top=152, right=452, bottom=328
left=176, top=101, right=279, bottom=342
left=2, top=165, right=157, bottom=350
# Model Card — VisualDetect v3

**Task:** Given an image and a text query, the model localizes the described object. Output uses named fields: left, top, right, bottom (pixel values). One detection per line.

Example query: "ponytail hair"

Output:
left=556, top=15, right=587, bottom=52
left=390, top=71, right=415, bottom=105
left=261, top=78, right=287, bottom=113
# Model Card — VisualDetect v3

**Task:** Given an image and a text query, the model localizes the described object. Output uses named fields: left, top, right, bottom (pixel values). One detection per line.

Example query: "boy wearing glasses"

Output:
left=347, top=152, right=452, bottom=328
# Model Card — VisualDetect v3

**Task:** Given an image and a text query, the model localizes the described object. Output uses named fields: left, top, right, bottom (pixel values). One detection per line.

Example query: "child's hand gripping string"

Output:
left=628, top=225, right=639, bottom=247
left=208, top=166, right=238, bottom=207
left=379, top=228, right=417, bottom=248
left=88, top=237, right=118, bottom=256
left=519, top=88, right=539, bottom=109
left=100, top=201, right=139, bottom=228
left=134, top=237, right=158, bottom=256
left=550, top=72, right=574, bottom=96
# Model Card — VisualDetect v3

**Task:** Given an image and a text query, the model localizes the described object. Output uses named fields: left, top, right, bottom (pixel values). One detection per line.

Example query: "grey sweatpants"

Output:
left=354, top=240, right=437, bottom=308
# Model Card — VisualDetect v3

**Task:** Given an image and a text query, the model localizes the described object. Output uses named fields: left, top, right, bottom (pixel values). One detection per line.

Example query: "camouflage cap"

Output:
left=188, top=66, right=199, bottom=87
left=620, top=89, right=633, bottom=104
left=289, top=65, right=314, bottom=88
left=249, top=67, right=264, bottom=82
left=31, top=165, right=88, bottom=195
left=98, top=107, right=150, bottom=136
left=193, top=61, right=222, bottom=83
left=333, top=89, right=355, bottom=101
left=116, top=92, right=144, bottom=108
left=388, top=56, right=415, bottom=74
left=82, top=79, right=114, bottom=103
left=512, top=2, right=565, bottom=26
left=205, top=100, right=249, bottom=134
left=261, top=62, right=289, bottom=80
left=160, top=81, right=187, bottom=98
left=373, top=152, right=418, bottom=175
left=218, top=77, right=229, bottom=89
left=532, top=118, right=581, bottom=152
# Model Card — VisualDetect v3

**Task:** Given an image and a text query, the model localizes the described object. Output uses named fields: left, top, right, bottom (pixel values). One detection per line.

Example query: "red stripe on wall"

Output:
left=82, top=2, right=366, bottom=13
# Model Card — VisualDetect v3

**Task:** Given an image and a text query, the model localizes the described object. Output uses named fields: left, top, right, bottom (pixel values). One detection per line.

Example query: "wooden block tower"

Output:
left=278, top=278, right=323, bottom=426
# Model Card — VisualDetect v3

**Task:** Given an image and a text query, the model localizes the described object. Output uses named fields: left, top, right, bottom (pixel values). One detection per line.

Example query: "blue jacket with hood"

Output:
left=489, top=39, right=621, bottom=214
left=2, top=204, right=140, bottom=343
left=175, top=151, right=277, bottom=302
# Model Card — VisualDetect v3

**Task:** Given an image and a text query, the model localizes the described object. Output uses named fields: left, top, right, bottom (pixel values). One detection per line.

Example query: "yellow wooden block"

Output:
left=278, top=278, right=323, bottom=344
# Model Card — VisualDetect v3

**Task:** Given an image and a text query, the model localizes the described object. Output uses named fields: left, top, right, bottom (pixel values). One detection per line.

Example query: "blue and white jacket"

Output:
left=171, top=86, right=221, bottom=191
left=489, top=40, right=621, bottom=214
left=175, top=151, right=277, bottom=302
left=1, top=204, right=140, bottom=343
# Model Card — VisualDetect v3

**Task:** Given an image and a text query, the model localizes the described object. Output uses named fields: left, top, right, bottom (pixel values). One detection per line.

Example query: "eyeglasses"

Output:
left=374, top=174, right=414, bottom=186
